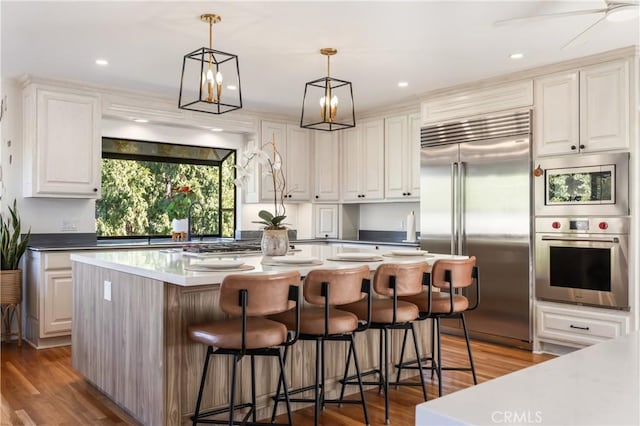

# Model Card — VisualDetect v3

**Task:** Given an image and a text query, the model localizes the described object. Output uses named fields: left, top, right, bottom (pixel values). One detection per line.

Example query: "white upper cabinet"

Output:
left=313, top=131, right=340, bottom=201
left=23, top=85, right=101, bottom=197
left=384, top=113, right=420, bottom=200
left=341, top=118, right=385, bottom=202
left=579, top=60, right=629, bottom=152
left=534, top=59, right=629, bottom=157
left=285, top=125, right=311, bottom=200
left=260, top=121, right=311, bottom=202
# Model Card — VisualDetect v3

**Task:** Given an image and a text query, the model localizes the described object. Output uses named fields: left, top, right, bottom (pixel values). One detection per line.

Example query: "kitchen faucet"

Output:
left=187, top=202, right=204, bottom=242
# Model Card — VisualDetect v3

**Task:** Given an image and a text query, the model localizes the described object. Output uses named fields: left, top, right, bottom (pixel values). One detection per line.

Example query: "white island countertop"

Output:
left=70, top=244, right=464, bottom=286
left=416, top=330, right=640, bottom=426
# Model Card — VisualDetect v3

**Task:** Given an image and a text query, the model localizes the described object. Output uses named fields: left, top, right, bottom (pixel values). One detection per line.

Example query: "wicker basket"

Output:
left=0, top=269, right=22, bottom=304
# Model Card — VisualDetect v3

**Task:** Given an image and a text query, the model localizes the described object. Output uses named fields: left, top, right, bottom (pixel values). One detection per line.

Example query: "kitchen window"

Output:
left=96, top=137, right=236, bottom=240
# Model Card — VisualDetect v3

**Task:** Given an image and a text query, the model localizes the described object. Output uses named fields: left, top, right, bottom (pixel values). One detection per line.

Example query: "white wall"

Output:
left=359, top=202, right=420, bottom=233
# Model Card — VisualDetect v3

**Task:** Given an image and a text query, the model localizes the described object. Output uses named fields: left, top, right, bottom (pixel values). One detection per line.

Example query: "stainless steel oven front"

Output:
left=535, top=217, right=629, bottom=310
left=534, top=152, right=629, bottom=216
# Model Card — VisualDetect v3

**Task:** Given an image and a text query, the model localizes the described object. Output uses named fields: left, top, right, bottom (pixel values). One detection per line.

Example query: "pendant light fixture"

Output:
left=300, top=48, right=355, bottom=131
left=178, top=14, right=242, bottom=114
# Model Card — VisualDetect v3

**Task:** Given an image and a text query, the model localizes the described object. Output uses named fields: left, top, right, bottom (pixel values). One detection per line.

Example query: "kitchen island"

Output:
left=71, top=245, right=463, bottom=425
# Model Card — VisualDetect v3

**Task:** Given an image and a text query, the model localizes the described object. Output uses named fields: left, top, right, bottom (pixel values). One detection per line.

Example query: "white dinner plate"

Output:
left=196, top=259, right=245, bottom=269
left=270, top=256, right=318, bottom=264
left=334, top=252, right=380, bottom=261
left=390, top=249, right=429, bottom=256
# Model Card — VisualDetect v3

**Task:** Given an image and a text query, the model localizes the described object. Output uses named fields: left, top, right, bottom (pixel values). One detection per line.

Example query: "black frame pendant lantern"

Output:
left=300, top=48, right=355, bottom=131
left=179, top=14, right=242, bottom=114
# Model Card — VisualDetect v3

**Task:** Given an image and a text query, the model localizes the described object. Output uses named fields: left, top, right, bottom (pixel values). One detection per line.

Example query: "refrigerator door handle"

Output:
left=451, top=162, right=458, bottom=254
left=458, top=161, right=466, bottom=255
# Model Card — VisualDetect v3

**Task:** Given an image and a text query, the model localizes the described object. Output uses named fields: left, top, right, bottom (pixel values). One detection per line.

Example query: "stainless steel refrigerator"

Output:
left=419, top=111, right=532, bottom=347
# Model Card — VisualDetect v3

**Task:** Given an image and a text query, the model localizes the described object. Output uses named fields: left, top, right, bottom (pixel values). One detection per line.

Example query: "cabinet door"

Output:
left=360, top=119, right=385, bottom=200
left=580, top=60, right=629, bottom=152
left=314, top=204, right=339, bottom=238
left=341, top=127, right=361, bottom=202
left=534, top=72, right=579, bottom=156
left=407, top=113, right=421, bottom=197
left=30, top=89, right=101, bottom=197
left=42, top=270, right=73, bottom=336
left=260, top=121, right=286, bottom=202
left=313, top=132, right=340, bottom=201
left=384, top=115, right=407, bottom=199
left=285, top=126, right=311, bottom=201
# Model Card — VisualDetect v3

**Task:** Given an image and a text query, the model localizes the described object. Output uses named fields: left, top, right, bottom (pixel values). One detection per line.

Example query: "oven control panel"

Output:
left=536, top=217, right=629, bottom=234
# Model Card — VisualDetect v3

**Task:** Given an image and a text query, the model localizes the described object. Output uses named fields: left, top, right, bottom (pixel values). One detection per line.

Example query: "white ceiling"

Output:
left=2, top=1, right=638, bottom=118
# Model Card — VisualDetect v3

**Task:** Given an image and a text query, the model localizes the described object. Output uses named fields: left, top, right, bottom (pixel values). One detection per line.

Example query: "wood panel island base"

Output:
left=71, top=246, right=464, bottom=425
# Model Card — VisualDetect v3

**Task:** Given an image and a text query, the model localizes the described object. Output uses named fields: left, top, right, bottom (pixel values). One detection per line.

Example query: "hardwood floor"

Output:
left=1, top=335, right=553, bottom=425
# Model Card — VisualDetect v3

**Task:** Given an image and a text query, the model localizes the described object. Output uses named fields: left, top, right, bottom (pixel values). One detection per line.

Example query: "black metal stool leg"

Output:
left=411, top=323, right=428, bottom=401
left=229, top=354, right=238, bottom=426
left=250, top=354, right=257, bottom=423
left=430, top=318, right=436, bottom=379
left=314, top=338, right=321, bottom=426
left=378, top=328, right=384, bottom=393
left=394, top=328, right=409, bottom=388
left=277, top=349, right=294, bottom=426
left=321, top=339, right=326, bottom=411
left=350, top=334, right=370, bottom=426
left=192, top=346, right=213, bottom=425
left=461, top=314, right=477, bottom=385
left=383, top=328, right=390, bottom=425
left=338, top=338, right=353, bottom=404
left=270, top=345, right=289, bottom=422
left=436, top=317, right=443, bottom=397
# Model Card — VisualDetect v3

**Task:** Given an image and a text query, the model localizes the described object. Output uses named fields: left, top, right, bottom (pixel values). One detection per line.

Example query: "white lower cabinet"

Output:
left=25, top=251, right=73, bottom=348
left=535, top=301, right=630, bottom=353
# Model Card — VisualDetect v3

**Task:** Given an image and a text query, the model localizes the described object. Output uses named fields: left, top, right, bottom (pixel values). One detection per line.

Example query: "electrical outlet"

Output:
left=400, top=219, right=406, bottom=230
left=61, top=220, right=78, bottom=232
left=104, top=280, right=112, bottom=301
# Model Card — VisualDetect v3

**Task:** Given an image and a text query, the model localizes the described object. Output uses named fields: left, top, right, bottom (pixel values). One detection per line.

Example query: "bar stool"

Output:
left=269, top=265, right=372, bottom=426
left=396, top=256, right=479, bottom=397
left=338, top=262, right=429, bottom=424
left=188, top=271, right=301, bottom=425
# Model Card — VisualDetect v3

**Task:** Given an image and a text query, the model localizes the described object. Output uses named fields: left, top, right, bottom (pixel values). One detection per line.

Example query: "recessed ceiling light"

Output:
left=510, top=53, right=524, bottom=60
left=398, top=81, right=409, bottom=88
left=95, top=58, right=109, bottom=66
left=210, top=128, right=223, bottom=132
left=226, top=85, right=237, bottom=90
left=133, top=118, right=148, bottom=123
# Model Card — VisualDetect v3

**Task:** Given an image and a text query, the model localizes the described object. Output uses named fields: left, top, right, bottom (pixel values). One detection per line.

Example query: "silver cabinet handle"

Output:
left=451, top=162, right=458, bottom=254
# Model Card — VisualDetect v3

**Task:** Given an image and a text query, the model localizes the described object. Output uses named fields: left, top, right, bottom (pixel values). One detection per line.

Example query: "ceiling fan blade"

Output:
left=562, top=14, right=608, bottom=49
left=494, top=8, right=608, bottom=26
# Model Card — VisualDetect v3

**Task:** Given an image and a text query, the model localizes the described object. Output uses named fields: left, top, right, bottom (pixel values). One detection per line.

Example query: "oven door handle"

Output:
left=540, top=236, right=620, bottom=243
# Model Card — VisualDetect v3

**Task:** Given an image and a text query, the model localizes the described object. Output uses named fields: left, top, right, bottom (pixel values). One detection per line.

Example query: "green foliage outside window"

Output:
left=96, top=152, right=236, bottom=238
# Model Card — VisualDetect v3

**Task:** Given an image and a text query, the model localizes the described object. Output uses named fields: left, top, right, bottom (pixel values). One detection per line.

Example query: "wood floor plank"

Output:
left=1, top=335, right=553, bottom=425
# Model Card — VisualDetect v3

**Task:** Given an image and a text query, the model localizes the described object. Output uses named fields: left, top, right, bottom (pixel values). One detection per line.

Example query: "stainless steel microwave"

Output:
left=534, top=153, right=629, bottom=216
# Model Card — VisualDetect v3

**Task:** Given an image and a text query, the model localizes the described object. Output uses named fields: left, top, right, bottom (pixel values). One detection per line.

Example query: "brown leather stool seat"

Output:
left=189, top=317, right=289, bottom=350
left=341, top=299, right=419, bottom=324
left=400, top=291, right=469, bottom=313
left=338, top=262, right=429, bottom=424
left=188, top=271, right=301, bottom=426
left=395, top=256, right=480, bottom=397
left=269, top=265, right=372, bottom=426
left=270, top=306, right=359, bottom=336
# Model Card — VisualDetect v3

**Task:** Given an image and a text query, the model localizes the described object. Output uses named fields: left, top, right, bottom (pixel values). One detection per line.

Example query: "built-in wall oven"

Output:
left=535, top=217, right=629, bottom=310
left=534, top=152, right=629, bottom=217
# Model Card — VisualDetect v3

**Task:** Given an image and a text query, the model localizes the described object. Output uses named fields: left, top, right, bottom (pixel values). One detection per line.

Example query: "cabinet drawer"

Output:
left=536, top=304, right=628, bottom=347
left=44, top=252, right=72, bottom=270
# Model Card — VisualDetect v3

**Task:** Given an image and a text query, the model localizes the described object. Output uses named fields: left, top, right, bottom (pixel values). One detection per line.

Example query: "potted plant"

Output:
left=1, top=200, right=30, bottom=346
left=165, top=184, right=196, bottom=240
left=235, top=135, right=290, bottom=255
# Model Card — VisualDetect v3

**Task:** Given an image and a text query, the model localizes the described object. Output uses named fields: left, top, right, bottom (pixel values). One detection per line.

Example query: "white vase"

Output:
left=172, top=218, right=188, bottom=234
left=261, top=229, right=289, bottom=256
